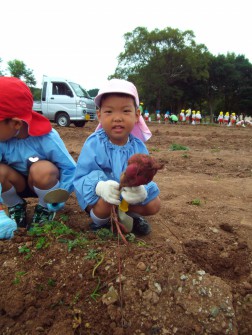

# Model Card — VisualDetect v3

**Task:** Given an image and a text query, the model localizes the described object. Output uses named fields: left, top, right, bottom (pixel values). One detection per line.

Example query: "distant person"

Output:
left=74, top=79, right=161, bottom=236
left=139, top=102, right=144, bottom=115
left=155, top=109, right=161, bottom=123
left=236, top=119, right=245, bottom=127
left=191, top=110, right=196, bottom=125
left=195, top=111, right=202, bottom=125
left=245, top=119, right=252, bottom=127
left=179, top=109, right=186, bottom=123
left=230, top=113, right=236, bottom=126
left=0, top=77, right=76, bottom=232
left=224, top=112, right=229, bottom=126
left=185, top=108, right=191, bottom=124
left=144, top=109, right=150, bottom=122
left=217, top=111, right=224, bottom=125
left=164, top=111, right=170, bottom=123
left=169, top=113, right=178, bottom=124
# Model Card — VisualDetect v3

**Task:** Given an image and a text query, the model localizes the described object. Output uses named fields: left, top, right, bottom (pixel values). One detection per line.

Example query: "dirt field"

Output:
left=0, top=121, right=252, bottom=335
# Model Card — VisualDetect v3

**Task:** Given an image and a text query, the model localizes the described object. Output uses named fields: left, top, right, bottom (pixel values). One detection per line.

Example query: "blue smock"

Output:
left=0, top=129, right=76, bottom=193
left=74, top=129, right=160, bottom=210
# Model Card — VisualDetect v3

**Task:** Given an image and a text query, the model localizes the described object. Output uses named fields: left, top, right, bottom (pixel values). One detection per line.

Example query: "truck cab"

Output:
left=33, top=76, right=97, bottom=127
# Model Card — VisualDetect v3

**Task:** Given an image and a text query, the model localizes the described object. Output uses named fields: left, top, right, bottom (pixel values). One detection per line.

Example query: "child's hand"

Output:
left=0, top=210, right=17, bottom=239
left=121, top=186, right=147, bottom=204
left=47, top=202, right=65, bottom=212
left=95, top=181, right=120, bottom=205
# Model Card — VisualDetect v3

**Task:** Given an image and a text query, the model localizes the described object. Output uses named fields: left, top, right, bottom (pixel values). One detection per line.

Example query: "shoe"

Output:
left=31, top=204, right=56, bottom=226
left=8, top=201, right=27, bottom=228
left=132, top=216, right=151, bottom=236
left=89, top=221, right=111, bottom=232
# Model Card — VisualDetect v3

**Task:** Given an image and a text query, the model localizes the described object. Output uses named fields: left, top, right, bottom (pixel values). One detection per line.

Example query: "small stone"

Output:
left=35, top=327, right=45, bottom=332
left=210, top=306, right=220, bottom=318
left=243, top=282, right=252, bottom=290
left=137, top=262, right=147, bottom=271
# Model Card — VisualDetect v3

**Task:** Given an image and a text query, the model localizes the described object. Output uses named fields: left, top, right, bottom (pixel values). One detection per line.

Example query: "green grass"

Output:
left=169, top=143, right=189, bottom=151
left=191, top=198, right=201, bottom=206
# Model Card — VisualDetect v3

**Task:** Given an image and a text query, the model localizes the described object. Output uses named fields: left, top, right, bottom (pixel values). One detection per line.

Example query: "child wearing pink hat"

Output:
left=74, top=79, right=160, bottom=236
left=0, top=77, right=76, bottom=236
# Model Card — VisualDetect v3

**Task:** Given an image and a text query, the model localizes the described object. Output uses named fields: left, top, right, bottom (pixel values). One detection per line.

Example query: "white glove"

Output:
left=121, top=186, right=147, bottom=205
left=95, top=180, right=120, bottom=205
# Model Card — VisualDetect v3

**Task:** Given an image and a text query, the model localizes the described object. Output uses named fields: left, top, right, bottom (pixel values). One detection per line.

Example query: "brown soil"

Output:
left=1, top=122, right=252, bottom=335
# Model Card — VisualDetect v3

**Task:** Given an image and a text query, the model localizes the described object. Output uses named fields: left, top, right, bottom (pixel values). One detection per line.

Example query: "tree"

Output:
left=88, top=88, right=99, bottom=98
left=111, top=27, right=210, bottom=113
left=7, top=59, right=36, bottom=86
left=205, top=53, right=252, bottom=118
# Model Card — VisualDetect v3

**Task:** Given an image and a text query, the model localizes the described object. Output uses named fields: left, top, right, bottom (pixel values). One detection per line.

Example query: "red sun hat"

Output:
left=0, top=76, right=52, bottom=136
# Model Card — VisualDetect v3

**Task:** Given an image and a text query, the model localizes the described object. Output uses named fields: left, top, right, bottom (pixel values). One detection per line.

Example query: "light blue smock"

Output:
left=74, top=129, right=160, bottom=210
left=0, top=129, right=76, bottom=193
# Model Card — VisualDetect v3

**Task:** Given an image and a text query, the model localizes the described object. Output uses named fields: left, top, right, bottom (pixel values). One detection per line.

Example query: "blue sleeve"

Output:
left=73, top=135, right=108, bottom=209
left=41, top=130, right=76, bottom=193
left=143, top=181, right=160, bottom=205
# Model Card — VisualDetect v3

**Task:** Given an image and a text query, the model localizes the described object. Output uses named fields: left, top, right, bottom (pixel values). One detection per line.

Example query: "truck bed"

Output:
left=33, top=101, right=42, bottom=112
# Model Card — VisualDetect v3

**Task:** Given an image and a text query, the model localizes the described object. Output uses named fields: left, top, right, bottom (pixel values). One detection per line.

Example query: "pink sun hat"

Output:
left=94, top=79, right=152, bottom=142
left=94, top=78, right=140, bottom=108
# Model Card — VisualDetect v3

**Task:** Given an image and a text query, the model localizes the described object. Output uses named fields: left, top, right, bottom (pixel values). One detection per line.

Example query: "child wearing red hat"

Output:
left=0, top=77, right=76, bottom=236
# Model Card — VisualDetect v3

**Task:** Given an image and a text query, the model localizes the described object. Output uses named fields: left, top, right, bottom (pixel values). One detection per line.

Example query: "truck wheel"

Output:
left=56, top=113, right=70, bottom=127
left=73, top=121, right=86, bottom=127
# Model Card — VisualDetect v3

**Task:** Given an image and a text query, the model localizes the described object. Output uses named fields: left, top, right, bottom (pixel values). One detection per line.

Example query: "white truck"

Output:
left=33, top=76, right=97, bottom=127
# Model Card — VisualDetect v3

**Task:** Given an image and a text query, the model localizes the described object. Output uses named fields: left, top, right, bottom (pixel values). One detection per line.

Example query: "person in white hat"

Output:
left=74, top=79, right=161, bottom=235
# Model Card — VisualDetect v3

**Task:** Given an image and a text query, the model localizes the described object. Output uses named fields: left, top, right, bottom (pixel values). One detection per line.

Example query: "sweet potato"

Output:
left=119, top=154, right=164, bottom=188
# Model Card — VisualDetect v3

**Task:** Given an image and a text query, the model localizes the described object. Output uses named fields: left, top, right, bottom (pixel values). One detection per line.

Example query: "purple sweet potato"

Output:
left=119, top=154, right=164, bottom=188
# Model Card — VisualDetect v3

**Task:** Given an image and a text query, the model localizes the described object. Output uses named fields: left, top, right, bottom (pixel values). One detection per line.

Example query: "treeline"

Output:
left=110, top=27, right=252, bottom=118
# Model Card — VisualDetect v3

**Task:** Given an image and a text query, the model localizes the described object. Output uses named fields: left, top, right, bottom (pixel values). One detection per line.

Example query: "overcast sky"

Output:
left=1, top=0, right=251, bottom=90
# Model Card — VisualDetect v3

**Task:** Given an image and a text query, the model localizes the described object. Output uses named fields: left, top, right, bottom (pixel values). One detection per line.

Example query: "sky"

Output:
left=1, top=0, right=251, bottom=90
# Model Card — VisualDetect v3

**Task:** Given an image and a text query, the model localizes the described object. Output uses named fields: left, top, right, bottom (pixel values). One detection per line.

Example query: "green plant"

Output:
left=96, top=227, right=114, bottom=240
left=191, top=198, right=201, bottom=206
left=19, top=245, right=32, bottom=260
left=211, top=147, right=220, bottom=153
left=48, top=278, right=56, bottom=287
left=18, top=245, right=30, bottom=254
left=66, top=237, right=89, bottom=252
left=90, top=254, right=105, bottom=301
left=85, top=249, right=99, bottom=260
left=125, top=233, right=136, bottom=242
left=72, top=291, right=81, bottom=304
left=13, top=271, right=26, bottom=285
left=136, top=239, right=147, bottom=247
left=35, top=236, right=48, bottom=249
left=169, top=143, right=189, bottom=151
left=29, top=220, right=76, bottom=237
left=150, top=147, right=160, bottom=152
left=90, top=277, right=101, bottom=301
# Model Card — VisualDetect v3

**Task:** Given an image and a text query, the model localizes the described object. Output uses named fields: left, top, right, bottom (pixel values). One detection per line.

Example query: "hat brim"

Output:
left=28, top=111, right=52, bottom=136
